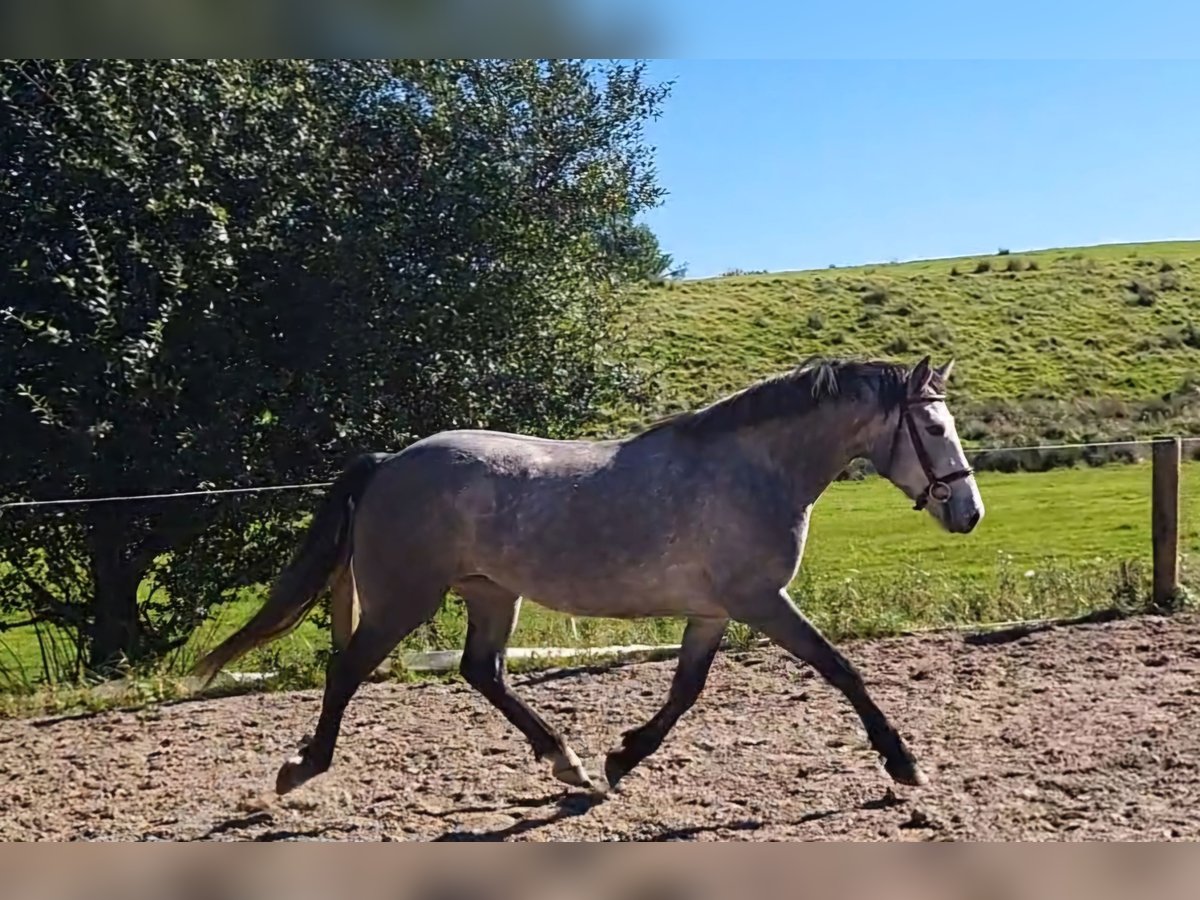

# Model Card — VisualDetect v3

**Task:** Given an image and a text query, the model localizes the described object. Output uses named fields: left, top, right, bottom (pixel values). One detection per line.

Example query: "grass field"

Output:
left=6, top=458, right=1198, bottom=707
left=604, top=241, right=1200, bottom=448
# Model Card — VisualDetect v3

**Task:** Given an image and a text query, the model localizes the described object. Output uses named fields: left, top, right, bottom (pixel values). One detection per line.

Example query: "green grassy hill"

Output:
left=614, top=240, right=1200, bottom=454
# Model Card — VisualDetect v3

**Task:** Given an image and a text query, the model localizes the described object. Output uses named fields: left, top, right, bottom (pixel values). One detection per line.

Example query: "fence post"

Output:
left=1151, top=435, right=1181, bottom=611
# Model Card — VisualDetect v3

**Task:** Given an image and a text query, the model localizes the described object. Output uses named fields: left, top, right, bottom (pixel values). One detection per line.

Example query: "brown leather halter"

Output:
left=887, top=393, right=974, bottom=511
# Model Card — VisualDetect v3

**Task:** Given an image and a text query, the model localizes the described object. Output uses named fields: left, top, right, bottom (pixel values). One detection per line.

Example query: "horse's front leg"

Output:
left=604, top=616, right=727, bottom=789
left=734, top=586, right=927, bottom=787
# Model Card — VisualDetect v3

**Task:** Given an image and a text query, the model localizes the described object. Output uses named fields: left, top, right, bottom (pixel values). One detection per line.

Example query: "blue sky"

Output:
left=634, top=56, right=1200, bottom=278
left=639, top=1, right=1200, bottom=60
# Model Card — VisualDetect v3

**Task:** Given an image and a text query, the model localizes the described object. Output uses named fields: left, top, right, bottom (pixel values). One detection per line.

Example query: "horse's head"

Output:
left=870, top=356, right=984, bottom=534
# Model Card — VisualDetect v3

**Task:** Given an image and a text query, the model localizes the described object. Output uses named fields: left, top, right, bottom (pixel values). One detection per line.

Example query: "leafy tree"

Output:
left=0, top=58, right=669, bottom=673
left=598, top=218, right=687, bottom=282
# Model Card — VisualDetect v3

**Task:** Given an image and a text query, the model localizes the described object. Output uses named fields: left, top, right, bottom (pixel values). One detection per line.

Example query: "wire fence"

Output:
left=3, top=436, right=1198, bottom=512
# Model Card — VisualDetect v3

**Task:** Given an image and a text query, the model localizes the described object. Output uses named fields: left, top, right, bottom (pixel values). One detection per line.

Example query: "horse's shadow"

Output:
left=429, top=788, right=905, bottom=841
left=190, top=811, right=359, bottom=842
left=191, top=811, right=274, bottom=840
left=191, top=786, right=906, bottom=842
left=431, top=791, right=606, bottom=841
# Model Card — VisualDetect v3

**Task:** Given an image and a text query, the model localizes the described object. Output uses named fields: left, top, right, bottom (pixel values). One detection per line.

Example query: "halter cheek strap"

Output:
left=889, top=394, right=974, bottom=511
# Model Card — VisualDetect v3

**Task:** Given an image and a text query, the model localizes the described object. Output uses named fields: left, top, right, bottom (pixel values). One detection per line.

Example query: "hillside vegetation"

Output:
left=614, top=241, right=1200, bottom=458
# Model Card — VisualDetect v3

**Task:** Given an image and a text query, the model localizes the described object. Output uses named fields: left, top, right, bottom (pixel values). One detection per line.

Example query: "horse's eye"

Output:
left=926, top=425, right=945, bottom=437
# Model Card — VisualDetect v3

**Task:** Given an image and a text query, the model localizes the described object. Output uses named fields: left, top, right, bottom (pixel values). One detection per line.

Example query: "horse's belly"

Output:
left=484, top=561, right=724, bottom=620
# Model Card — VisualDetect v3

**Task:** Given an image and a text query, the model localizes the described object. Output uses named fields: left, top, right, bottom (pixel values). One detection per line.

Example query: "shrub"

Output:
left=974, top=450, right=1021, bottom=473
left=1126, top=279, right=1157, bottom=306
left=1161, top=328, right=1185, bottom=349
left=862, top=288, right=889, bottom=305
left=924, top=324, right=953, bottom=348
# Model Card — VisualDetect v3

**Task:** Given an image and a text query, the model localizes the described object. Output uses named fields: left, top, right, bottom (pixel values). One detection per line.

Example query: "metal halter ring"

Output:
left=928, top=481, right=953, bottom=503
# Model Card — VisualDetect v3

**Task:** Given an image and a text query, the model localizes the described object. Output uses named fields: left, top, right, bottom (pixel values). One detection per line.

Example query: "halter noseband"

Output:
left=888, top=393, right=974, bottom=511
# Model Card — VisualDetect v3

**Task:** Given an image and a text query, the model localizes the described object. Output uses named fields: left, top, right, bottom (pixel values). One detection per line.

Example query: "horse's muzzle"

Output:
left=945, top=506, right=982, bottom=534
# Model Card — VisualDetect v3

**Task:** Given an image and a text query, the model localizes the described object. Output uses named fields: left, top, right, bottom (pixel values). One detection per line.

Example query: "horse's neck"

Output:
left=736, top=403, right=886, bottom=509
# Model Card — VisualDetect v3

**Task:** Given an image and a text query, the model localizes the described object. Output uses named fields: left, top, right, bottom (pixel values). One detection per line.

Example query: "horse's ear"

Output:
left=907, top=355, right=933, bottom=393
left=935, top=358, right=955, bottom=382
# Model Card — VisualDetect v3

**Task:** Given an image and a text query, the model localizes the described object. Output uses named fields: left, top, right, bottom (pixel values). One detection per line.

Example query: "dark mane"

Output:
left=638, top=356, right=915, bottom=439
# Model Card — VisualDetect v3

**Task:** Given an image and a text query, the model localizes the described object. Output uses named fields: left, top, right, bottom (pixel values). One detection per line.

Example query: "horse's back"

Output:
left=406, top=428, right=621, bottom=476
left=354, top=427, right=636, bottom=556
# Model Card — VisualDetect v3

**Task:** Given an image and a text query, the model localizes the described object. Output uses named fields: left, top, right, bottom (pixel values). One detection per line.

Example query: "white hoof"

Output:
left=549, top=747, right=594, bottom=789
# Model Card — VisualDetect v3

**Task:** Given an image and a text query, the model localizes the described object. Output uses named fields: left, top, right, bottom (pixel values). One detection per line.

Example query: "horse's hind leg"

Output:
left=275, top=580, right=443, bottom=795
left=736, top=587, right=927, bottom=787
left=456, top=577, right=593, bottom=790
left=603, top=616, right=727, bottom=789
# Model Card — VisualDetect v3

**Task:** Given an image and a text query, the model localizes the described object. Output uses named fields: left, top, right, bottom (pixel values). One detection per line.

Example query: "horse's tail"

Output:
left=190, top=452, right=389, bottom=688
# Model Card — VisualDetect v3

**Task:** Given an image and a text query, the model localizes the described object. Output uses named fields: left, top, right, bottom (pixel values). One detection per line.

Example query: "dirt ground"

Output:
left=3, top=611, right=1200, bottom=841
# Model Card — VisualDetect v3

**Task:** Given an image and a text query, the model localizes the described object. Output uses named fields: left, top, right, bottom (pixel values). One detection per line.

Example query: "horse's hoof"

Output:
left=603, top=753, right=631, bottom=790
left=553, top=765, right=594, bottom=790
left=549, top=747, right=594, bottom=790
left=884, top=755, right=929, bottom=787
left=275, top=753, right=316, bottom=796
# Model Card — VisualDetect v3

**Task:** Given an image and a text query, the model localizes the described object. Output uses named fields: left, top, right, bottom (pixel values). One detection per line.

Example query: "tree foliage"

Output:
left=598, top=219, right=686, bottom=282
left=0, top=58, right=669, bottom=672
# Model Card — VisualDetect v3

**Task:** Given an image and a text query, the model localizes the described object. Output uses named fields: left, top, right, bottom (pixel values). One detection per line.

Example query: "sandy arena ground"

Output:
left=2, top=611, right=1199, bottom=841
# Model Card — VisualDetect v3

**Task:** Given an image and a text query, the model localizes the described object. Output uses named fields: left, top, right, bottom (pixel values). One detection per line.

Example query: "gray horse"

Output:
left=193, top=354, right=983, bottom=797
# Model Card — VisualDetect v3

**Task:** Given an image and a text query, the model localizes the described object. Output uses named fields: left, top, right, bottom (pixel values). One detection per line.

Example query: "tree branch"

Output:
left=0, top=617, right=43, bottom=633
left=13, top=562, right=87, bottom=628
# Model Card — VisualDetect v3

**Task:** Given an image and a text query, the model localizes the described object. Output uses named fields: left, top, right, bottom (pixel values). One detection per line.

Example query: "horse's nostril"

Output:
left=967, top=510, right=981, bottom=531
